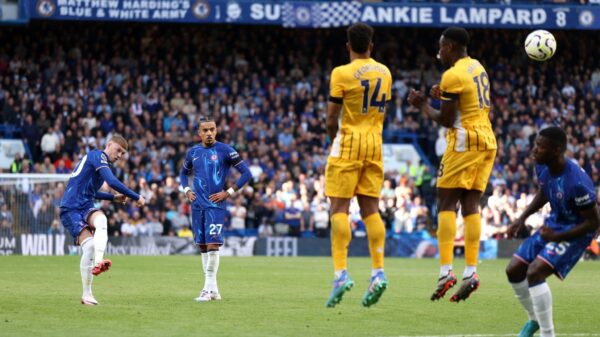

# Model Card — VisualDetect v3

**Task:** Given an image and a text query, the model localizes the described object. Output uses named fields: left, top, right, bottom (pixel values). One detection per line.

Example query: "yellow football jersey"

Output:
left=440, top=57, right=497, bottom=152
left=329, top=58, right=392, bottom=161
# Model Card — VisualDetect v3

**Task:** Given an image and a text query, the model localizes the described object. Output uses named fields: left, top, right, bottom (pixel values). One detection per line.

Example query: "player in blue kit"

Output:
left=505, top=127, right=599, bottom=337
left=60, top=135, right=146, bottom=305
left=180, top=116, right=252, bottom=302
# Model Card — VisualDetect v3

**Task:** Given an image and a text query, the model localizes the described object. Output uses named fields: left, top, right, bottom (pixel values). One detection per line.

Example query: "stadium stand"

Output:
left=0, top=23, right=598, bottom=241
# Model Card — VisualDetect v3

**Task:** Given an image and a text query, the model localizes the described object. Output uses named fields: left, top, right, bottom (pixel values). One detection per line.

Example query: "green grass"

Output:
left=1, top=256, right=598, bottom=337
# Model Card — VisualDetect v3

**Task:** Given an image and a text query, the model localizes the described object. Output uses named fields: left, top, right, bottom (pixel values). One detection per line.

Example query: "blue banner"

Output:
left=26, top=0, right=600, bottom=30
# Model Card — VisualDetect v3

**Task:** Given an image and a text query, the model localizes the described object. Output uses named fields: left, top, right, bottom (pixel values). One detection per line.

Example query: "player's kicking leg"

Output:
left=89, top=211, right=112, bottom=276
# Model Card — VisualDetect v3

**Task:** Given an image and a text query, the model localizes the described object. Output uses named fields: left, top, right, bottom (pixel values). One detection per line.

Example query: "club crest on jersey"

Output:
left=211, top=154, right=218, bottom=161
left=555, top=192, right=563, bottom=200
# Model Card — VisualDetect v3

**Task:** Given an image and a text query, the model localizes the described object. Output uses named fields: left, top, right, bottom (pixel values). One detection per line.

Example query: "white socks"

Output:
left=463, top=266, right=477, bottom=278
left=80, top=237, right=95, bottom=298
left=530, top=282, right=554, bottom=337
left=511, top=280, right=536, bottom=321
left=205, top=250, right=220, bottom=293
left=371, top=268, right=384, bottom=277
left=201, top=252, right=208, bottom=274
left=92, top=213, right=108, bottom=266
left=440, top=264, right=452, bottom=277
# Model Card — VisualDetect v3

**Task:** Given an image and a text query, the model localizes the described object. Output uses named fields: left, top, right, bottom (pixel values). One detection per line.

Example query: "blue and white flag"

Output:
left=314, top=1, right=362, bottom=28
left=282, top=1, right=362, bottom=28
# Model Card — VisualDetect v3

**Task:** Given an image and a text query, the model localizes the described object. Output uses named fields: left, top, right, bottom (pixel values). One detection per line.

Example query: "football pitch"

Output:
left=1, top=256, right=598, bottom=337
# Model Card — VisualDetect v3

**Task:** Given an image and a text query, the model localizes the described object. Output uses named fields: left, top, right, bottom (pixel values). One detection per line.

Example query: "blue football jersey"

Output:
left=536, top=160, right=596, bottom=230
left=61, top=150, right=111, bottom=209
left=181, top=142, right=244, bottom=210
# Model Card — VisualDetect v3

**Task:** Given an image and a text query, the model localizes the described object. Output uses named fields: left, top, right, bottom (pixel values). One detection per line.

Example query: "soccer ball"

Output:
left=524, top=30, right=556, bottom=61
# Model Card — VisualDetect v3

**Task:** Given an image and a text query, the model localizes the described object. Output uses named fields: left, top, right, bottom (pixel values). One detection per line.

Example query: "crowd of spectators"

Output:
left=0, top=23, right=599, bottom=243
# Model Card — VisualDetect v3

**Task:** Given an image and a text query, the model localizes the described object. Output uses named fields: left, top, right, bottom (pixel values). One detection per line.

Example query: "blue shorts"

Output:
left=514, top=230, right=593, bottom=280
left=191, top=208, right=227, bottom=245
left=60, top=207, right=100, bottom=244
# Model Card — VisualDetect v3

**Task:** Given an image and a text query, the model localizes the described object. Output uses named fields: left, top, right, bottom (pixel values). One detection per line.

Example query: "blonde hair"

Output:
left=109, top=134, right=129, bottom=150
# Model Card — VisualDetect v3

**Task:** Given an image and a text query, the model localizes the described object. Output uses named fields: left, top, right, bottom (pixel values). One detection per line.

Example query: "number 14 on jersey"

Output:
left=360, top=78, right=386, bottom=114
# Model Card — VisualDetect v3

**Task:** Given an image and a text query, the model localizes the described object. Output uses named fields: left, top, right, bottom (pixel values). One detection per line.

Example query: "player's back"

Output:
left=329, top=58, right=391, bottom=162
left=442, top=57, right=496, bottom=153
left=61, top=149, right=108, bottom=210
left=537, top=160, right=596, bottom=229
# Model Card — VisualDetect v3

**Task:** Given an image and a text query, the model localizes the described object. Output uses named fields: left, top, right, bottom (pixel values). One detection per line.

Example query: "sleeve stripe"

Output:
left=441, top=92, right=459, bottom=101
left=234, top=161, right=244, bottom=166
left=96, top=166, right=110, bottom=171
left=329, top=96, right=343, bottom=104
left=183, top=163, right=191, bottom=169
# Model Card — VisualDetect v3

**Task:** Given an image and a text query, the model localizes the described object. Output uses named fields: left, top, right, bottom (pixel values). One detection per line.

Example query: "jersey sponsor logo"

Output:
left=574, top=194, right=592, bottom=206
left=100, top=153, right=108, bottom=164
left=229, top=152, right=239, bottom=158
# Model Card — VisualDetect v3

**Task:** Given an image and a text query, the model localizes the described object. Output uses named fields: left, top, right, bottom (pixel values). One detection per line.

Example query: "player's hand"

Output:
left=136, top=196, right=146, bottom=207
left=407, top=89, right=427, bottom=108
left=539, top=226, right=561, bottom=242
left=114, top=194, right=127, bottom=205
left=209, top=191, right=230, bottom=203
left=429, top=84, right=441, bottom=100
left=507, top=218, right=527, bottom=238
left=186, top=190, right=197, bottom=202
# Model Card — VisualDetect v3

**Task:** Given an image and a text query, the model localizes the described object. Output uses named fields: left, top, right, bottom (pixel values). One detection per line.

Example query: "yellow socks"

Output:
left=363, top=213, right=385, bottom=269
left=437, top=211, right=457, bottom=266
left=463, top=213, right=481, bottom=267
left=331, top=213, right=351, bottom=271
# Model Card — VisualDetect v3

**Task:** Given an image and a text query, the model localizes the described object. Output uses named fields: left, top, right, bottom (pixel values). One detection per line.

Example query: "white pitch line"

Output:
left=384, top=334, right=600, bottom=337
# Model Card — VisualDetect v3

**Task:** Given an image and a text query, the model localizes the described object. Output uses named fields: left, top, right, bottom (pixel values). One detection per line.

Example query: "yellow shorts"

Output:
left=325, top=157, right=383, bottom=199
left=437, top=149, right=496, bottom=191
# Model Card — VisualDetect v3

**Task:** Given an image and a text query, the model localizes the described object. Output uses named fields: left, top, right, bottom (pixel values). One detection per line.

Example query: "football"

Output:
left=524, top=30, right=557, bottom=61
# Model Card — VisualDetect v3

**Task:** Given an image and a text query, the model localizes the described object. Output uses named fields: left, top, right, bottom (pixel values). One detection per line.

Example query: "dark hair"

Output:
left=539, top=126, right=567, bottom=152
left=347, top=23, right=374, bottom=54
left=442, top=27, right=469, bottom=47
left=198, top=115, right=215, bottom=124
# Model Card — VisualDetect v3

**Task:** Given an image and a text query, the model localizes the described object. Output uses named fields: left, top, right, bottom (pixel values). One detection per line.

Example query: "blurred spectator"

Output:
left=0, top=24, right=596, bottom=240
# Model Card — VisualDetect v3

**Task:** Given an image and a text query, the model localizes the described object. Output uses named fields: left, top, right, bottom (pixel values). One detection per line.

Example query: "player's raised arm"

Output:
left=96, top=191, right=115, bottom=201
left=97, top=167, right=141, bottom=203
left=408, top=76, right=460, bottom=129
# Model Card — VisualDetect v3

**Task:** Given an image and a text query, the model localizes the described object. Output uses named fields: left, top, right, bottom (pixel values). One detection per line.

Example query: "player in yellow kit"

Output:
left=325, top=23, right=391, bottom=308
left=408, top=27, right=497, bottom=302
